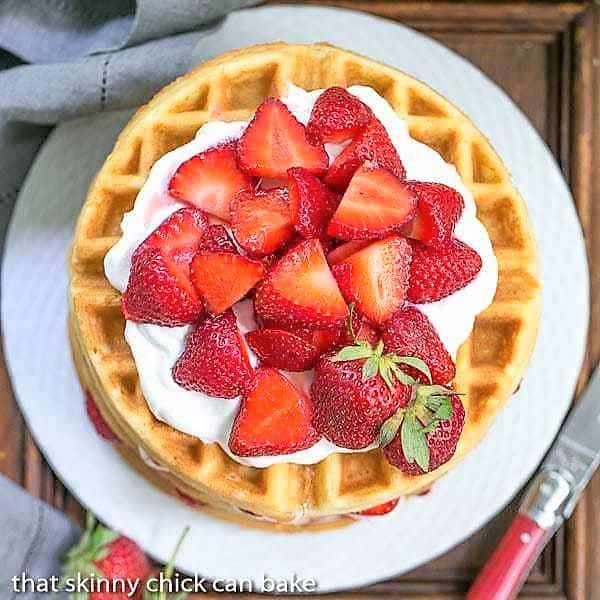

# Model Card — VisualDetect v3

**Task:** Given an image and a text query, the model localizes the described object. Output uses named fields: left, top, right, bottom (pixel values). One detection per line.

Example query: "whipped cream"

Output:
left=104, top=84, right=498, bottom=468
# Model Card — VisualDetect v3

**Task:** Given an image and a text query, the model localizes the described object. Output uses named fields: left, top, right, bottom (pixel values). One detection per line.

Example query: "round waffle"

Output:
left=69, top=42, right=540, bottom=527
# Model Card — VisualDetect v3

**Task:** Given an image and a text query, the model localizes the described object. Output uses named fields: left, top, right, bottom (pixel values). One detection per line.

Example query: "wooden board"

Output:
left=1, top=2, right=598, bottom=598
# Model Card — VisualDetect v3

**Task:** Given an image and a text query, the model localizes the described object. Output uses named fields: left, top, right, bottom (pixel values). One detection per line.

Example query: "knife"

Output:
left=467, top=365, right=600, bottom=600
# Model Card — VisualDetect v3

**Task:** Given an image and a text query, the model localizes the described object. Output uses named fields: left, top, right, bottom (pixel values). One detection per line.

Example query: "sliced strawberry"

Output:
left=254, top=239, right=348, bottom=329
left=407, top=239, right=482, bottom=303
left=324, top=118, right=405, bottom=191
left=168, top=142, right=252, bottom=221
left=306, top=86, right=372, bottom=144
left=122, top=208, right=207, bottom=326
left=229, top=368, right=320, bottom=456
left=382, top=307, right=455, bottom=384
left=237, top=98, right=328, bottom=178
left=332, top=236, right=412, bottom=325
left=197, top=224, right=236, bottom=254
left=287, top=167, right=340, bottom=239
left=85, top=391, right=118, bottom=442
left=172, top=310, right=253, bottom=398
left=230, top=188, right=294, bottom=256
left=402, top=181, right=464, bottom=246
left=246, top=328, right=322, bottom=371
left=327, top=240, right=371, bottom=265
left=190, top=252, right=265, bottom=314
left=358, top=498, right=400, bottom=516
left=327, top=163, right=417, bottom=240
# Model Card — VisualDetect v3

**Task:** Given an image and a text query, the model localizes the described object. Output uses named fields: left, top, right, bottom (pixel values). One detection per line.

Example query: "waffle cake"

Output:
left=69, top=43, right=540, bottom=529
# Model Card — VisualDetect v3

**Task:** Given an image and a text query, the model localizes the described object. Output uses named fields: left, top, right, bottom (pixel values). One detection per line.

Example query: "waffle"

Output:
left=69, top=43, right=540, bottom=527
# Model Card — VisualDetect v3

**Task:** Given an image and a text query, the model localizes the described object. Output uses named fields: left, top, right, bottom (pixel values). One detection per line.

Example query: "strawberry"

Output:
left=230, top=188, right=294, bottom=256
left=168, top=142, right=252, bottom=221
left=332, top=236, right=412, bottom=325
left=62, top=514, right=150, bottom=600
left=357, top=498, right=400, bottom=516
left=327, top=240, right=371, bottom=265
left=324, top=117, right=405, bottom=190
left=311, top=346, right=411, bottom=449
left=407, top=239, right=482, bottom=303
left=237, top=98, right=328, bottom=178
left=306, top=86, right=372, bottom=144
left=85, top=391, right=118, bottom=442
left=197, top=223, right=236, bottom=253
left=382, top=307, right=455, bottom=384
left=382, top=393, right=465, bottom=475
left=254, top=238, right=348, bottom=329
left=336, top=310, right=379, bottom=347
left=246, top=327, right=335, bottom=371
left=190, top=252, right=265, bottom=314
left=172, top=310, right=253, bottom=398
left=402, top=181, right=464, bottom=246
left=327, top=163, right=417, bottom=240
left=287, top=167, right=340, bottom=239
left=229, top=368, right=320, bottom=456
left=122, top=208, right=207, bottom=326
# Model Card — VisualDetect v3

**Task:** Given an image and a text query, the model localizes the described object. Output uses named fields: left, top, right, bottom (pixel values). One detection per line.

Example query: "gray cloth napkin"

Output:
left=0, top=0, right=258, bottom=597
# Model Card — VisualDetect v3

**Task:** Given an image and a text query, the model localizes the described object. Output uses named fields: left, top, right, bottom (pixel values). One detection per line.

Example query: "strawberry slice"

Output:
left=122, top=208, right=207, bottom=326
left=327, top=163, right=417, bottom=240
left=168, top=142, right=253, bottom=221
left=306, top=87, right=372, bottom=144
left=191, top=252, right=265, bottom=314
left=324, top=118, right=405, bottom=191
left=229, top=368, right=320, bottom=456
left=407, top=239, right=482, bottom=303
left=332, top=235, right=412, bottom=325
left=382, top=307, right=455, bottom=384
left=172, top=310, right=253, bottom=398
left=230, top=188, right=294, bottom=256
left=357, top=498, right=400, bottom=516
left=327, top=240, right=371, bottom=265
left=246, top=327, right=336, bottom=372
left=254, top=239, right=348, bottom=329
left=287, top=167, right=340, bottom=239
left=197, top=224, right=237, bottom=254
left=402, top=181, right=464, bottom=246
left=237, top=98, right=328, bottom=178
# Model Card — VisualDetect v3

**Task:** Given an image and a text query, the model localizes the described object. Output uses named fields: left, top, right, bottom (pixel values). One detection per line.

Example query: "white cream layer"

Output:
left=104, top=84, right=498, bottom=468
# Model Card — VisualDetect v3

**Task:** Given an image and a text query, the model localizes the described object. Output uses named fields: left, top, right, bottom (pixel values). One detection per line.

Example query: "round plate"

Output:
left=1, top=5, right=588, bottom=593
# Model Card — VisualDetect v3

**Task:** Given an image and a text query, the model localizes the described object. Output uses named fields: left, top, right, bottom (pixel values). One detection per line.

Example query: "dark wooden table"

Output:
left=1, top=2, right=599, bottom=598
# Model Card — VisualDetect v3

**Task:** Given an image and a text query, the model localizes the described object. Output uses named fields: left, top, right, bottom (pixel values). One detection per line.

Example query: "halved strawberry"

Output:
left=230, top=188, right=294, bottom=256
left=402, top=181, right=464, bottom=246
left=172, top=310, right=253, bottom=398
left=327, top=163, right=417, bottom=240
left=407, top=239, right=482, bottom=303
left=237, top=98, right=328, bottom=178
left=324, top=118, right=405, bottom=191
left=332, top=236, right=412, bottom=325
left=327, top=240, right=371, bottom=265
left=168, top=142, right=252, bottom=221
left=197, top=224, right=236, bottom=254
left=190, top=252, right=265, bottom=314
left=382, top=307, right=455, bottom=384
left=254, top=239, right=348, bottom=329
left=287, top=167, right=340, bottom=239
left=229, top=368, right=320, bottom=456
left=358, top=498, right=400, bottom=516
left=306, top=87, right=372, bottom=144
left=122, top=208, right=207, bottom=326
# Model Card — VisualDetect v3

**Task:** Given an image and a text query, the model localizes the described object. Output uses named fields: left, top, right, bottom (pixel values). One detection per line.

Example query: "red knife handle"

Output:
left=466, top=513, right=551, bottom=600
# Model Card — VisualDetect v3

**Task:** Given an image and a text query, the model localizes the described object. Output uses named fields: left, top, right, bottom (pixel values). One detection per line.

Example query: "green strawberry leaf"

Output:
left=362, top=355, right=379, bottom=381
left=379, top=410, right=404, bottom=447
left=401, top=414, right=430, bottom=472
left=391, top=355, right=432, bottom=383
left=332, top=343, right=373, bottom=362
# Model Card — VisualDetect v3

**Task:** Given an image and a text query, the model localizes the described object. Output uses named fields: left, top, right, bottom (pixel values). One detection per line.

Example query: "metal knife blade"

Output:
left=521, top=366, right=600, bottom=527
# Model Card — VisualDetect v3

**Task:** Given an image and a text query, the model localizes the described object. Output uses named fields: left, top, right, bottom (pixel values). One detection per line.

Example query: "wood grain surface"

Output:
left=1, top=2, right=598, bottom=598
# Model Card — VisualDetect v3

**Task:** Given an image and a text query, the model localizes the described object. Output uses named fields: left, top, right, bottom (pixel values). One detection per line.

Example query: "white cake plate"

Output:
left=1, top=5, right=589, bottom=593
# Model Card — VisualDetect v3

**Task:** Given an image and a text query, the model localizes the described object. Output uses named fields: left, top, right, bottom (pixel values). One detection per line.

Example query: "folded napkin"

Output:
left=0, top=1, right=258, bottom=597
